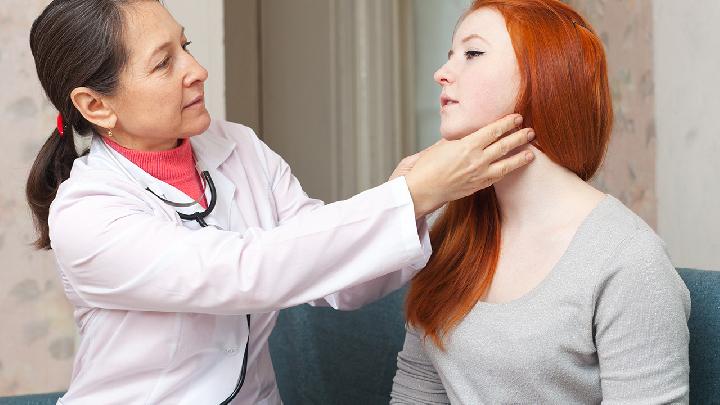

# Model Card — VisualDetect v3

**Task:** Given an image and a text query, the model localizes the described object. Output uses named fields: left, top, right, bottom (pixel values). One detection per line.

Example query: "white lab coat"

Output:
left=49, top=120, right=431, bottom=404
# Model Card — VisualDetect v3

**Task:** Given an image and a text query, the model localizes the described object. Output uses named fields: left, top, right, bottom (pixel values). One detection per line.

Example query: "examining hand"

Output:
left=401, top=114, right=535, bottom=218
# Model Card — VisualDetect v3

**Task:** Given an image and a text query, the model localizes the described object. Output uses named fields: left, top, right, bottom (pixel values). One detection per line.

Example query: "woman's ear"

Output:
left=70, top=87, right=117, bottom=129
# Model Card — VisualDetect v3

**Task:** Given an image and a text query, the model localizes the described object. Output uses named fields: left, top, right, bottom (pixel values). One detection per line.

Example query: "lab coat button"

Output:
left=225, top=347, right=240, bottom=356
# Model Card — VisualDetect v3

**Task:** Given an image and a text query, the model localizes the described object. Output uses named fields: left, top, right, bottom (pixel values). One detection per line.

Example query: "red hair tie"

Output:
left=56, top=114, right=65, bottom=137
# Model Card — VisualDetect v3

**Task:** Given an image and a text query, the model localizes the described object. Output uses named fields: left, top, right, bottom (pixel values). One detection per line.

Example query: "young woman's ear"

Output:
left=70, top=87, right=117, bottom=129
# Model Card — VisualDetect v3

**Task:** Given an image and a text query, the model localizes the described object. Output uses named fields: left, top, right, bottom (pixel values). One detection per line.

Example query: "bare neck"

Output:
left=494, top=146, right=606, bottom=235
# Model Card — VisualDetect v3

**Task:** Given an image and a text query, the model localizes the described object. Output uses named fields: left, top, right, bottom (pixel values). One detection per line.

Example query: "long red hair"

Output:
left=406, top=0, right=613, bottom=348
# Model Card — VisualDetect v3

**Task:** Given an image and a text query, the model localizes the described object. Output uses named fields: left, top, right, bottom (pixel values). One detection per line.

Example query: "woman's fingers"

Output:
left=424, top=139, right=446, bottom=152
left=486, top=149, right=535, bottom=181
left=389, top=152, right=424, bottom=181
left=403, top=114, right=532, bottom=217
left=403, top=152, right=423, bottom=166
left=484, top=128, right=535, bottom=163
left=464, top=113, right=524, bottom=150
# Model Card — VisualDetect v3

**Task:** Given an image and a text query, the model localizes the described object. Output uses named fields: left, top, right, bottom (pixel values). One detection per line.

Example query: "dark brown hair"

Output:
left=27, top=0, right=154, bottom=249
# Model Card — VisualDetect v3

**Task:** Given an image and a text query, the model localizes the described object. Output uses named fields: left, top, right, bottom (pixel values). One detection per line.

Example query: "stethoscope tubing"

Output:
left=100, top=139, right=251, bottom=403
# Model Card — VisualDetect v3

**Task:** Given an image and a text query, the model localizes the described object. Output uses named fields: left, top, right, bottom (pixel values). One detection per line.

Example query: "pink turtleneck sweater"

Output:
left=104, top=137, right=208, bottom=208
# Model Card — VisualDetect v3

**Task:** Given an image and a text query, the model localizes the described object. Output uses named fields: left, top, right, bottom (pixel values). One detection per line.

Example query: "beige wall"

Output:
left=412, top=0, right=471, bottom=150
left=257, top=0, right=413, bottom=203
left=0, top=1, right=76, bottom=396
left=653, top=0, right=720, bottom=271
left=568, top=0, right=657, bottom=228
left=164, top=0, right=225, bottom=120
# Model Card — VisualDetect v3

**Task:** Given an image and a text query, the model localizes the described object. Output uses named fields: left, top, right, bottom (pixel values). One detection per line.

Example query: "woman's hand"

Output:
left=389, top=152, right=424, bottom=182
left=403, top=114, right=535, bottom=218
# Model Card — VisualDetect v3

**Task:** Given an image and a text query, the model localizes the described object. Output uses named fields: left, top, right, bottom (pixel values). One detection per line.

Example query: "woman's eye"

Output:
left=182, top=41, right=192, bottom=53
left=465, top=50, right=485, bottom=60
left=156, top=56, right=170, bottom=70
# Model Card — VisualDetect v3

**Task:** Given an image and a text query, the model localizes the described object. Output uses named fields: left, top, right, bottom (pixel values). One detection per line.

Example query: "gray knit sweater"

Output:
left=391, top=196, right=691, bottom=404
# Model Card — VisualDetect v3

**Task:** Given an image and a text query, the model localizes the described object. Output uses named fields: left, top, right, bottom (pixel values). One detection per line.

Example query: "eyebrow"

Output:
left=447, top=33, right=490, bottom=59
left=461, top=33, right=490, bottom=44
left=147, top=26, right=186, bottom=62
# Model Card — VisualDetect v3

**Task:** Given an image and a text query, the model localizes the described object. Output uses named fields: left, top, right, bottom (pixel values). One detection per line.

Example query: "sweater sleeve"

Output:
left=390, top=325, right=450, bottom=404
left=593, top=229, right=691, bottom=404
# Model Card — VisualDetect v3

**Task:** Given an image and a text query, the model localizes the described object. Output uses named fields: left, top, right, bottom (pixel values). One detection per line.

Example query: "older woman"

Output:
left=26, top=0, right=535, bottom=403
left=391, top=0, right=690, bottom=404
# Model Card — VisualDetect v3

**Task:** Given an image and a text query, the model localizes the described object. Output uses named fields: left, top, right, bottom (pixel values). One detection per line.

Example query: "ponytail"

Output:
left=26, top=128, right=79, bottom=249
left=26, top=0, right=152, bottom=249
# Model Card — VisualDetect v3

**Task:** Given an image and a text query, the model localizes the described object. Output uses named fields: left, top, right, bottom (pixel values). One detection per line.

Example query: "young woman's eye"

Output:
left=182, top=41, right=192, bottom=53
left=465, top=50, right=486, bottom=60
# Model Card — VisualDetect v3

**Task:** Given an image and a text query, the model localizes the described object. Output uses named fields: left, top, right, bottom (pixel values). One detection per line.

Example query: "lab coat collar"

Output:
left=85, top=122, right=237, bottom=227
left=190, top=120, right=236, bottom=171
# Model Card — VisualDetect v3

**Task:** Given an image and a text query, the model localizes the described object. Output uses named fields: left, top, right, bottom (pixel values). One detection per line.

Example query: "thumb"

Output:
left=405, top=151, right=423, bottom=164
left=419, top=139, right=445, bottom=155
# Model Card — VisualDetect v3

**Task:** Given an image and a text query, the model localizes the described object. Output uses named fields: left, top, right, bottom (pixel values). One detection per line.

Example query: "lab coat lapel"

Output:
left=90, top=136, right=190, bottom=204
left=190, top=131, right=237, bottom=230
left=89, top=133, right=235, bottom=229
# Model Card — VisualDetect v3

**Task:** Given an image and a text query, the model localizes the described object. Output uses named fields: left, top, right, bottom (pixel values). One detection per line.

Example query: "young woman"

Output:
left=26, top=0, right=536, bottom=403
left=391, top=1, right=690, bottom=403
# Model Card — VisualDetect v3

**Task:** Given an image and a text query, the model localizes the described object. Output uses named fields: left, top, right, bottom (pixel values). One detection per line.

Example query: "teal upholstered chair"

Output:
left=677, top=268, right=720, bottom=404
left=269, top=289, right=408, bottom=405
left=0, top=392, right=63, bottom=405
left=2, top=269, right=717, bottom=404
left=269, top=269, right=720, bottom=404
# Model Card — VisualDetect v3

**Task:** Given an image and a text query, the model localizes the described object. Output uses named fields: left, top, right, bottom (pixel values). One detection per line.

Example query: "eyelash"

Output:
left=465, top=50, right=485, bottom=60
left=155, top=41, right=193, bottom=71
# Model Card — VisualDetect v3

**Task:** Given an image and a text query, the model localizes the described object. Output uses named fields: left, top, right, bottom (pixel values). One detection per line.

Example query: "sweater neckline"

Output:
left=476, top=194, right=613, bottom=309
left=103, top=137, right=199, bottom=184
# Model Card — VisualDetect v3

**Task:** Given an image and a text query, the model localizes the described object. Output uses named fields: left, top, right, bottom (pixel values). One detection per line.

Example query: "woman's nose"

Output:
left=434, top=62, right=454, bottom=86
left=184, top=57, right=209, bottom=88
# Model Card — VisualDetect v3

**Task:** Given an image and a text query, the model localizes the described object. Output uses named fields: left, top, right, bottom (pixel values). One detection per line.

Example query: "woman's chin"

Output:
left=440, top=126, right=471, bottom=141
left=185, top=113, right=212, bottom=136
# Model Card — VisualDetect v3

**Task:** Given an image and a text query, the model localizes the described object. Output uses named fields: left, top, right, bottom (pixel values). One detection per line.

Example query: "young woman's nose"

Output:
left=434, top=61, right=455, bottom=86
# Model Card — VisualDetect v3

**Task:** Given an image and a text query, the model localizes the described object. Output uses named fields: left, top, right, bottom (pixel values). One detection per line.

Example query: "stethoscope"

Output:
left=145, top=170, right=217, bottom=227
left=101, top=139, right=250, bottom=404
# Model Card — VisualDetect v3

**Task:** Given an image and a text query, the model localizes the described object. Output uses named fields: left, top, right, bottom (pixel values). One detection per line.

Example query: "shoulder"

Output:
left=54, top=156, right=150, bottom=210
left=590, top=196, right=690, bottom=315
left=49, top=156, right=169, bottom=248
left=581, top=195, right=672, bottom=271
left=597, top=196, right=674, bottom=278
left=206, top=119, right=292, bottom=179
left=197, top=119, right=278, bottom=169
left=198, top=119, right=266, bottom=154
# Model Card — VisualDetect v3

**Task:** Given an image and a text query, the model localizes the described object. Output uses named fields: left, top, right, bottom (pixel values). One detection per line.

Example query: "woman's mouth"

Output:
left=440, top=95, right=459, bottom=112
left=184, top=95, right=204, bottom=109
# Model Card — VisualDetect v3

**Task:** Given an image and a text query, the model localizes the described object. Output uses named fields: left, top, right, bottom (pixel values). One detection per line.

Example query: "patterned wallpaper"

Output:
left=568, top=0, right=657, bottom=227
left=0, top=0, right=75, bottom=396
left=0, top=0, right=658, bottom=397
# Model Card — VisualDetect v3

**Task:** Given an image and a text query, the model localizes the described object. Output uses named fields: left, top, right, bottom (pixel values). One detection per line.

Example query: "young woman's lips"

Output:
left=440, top=95, right=459, bottom=112
left=184, top=95, right=204, bottom=109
